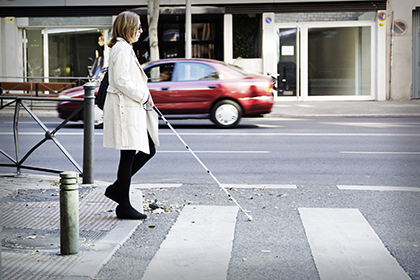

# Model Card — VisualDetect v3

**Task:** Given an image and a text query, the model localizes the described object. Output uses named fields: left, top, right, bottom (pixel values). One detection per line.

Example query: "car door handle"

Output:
left=208, top=85, right=218, bottom=89
left=161, top=87, right=169, bottom=91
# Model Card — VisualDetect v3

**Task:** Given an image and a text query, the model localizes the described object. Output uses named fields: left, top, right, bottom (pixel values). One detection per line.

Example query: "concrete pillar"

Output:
left=60, top=171, right=79, bottom=255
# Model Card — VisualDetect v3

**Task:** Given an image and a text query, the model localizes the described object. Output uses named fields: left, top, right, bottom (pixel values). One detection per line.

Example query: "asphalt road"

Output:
left=1, top=116, right=419, bottom=187
left=1, top=116, right=419, bottom=279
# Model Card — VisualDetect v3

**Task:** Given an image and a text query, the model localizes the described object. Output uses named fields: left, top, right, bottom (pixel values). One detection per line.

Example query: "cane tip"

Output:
left=247, top=215, right=253, bottom=221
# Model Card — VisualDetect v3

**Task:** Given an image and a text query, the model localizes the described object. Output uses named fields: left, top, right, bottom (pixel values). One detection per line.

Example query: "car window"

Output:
left=144, top=63, right=175, bottom=82
left=175, top=62, right=218, bottom=82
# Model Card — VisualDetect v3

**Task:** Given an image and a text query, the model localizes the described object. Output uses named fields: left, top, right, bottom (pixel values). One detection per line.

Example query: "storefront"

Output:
left=0, top=0, right=389, bottom=101
left=261, top=11, right=386, bottom=101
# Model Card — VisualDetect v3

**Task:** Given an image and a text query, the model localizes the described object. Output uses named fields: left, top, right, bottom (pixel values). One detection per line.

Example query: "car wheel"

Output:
left=210, top=100, right=242, bottom=128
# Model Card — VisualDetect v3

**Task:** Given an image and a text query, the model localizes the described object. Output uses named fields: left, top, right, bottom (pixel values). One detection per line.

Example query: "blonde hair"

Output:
left=108, top=11, right=140, bottom=48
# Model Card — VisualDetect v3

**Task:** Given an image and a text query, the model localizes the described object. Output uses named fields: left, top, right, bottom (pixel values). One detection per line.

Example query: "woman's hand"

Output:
left=146, top=96, right=154, bottom=108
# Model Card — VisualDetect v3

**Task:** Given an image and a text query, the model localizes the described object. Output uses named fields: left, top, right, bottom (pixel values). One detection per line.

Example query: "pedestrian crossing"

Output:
left=132, top=184, right=417, bottom=280
left=140, top=205, right=411, bottom=280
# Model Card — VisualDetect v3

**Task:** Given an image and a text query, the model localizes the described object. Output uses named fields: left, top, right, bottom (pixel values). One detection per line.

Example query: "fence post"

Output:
left=83, top=83, right=95, bottom=184
left=60, top=171, right=79, bottom=255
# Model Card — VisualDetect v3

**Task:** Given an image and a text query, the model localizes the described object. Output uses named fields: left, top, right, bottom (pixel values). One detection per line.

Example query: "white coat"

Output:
left=103, top=38, right=159, bottom=153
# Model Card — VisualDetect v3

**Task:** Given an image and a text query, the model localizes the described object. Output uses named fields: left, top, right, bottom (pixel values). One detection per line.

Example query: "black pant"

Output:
left=114, top=134, right=156, bottom=207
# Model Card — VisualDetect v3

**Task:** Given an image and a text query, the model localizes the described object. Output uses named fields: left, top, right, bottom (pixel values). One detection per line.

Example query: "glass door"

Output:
left=277, top=27, right=298, bottom=97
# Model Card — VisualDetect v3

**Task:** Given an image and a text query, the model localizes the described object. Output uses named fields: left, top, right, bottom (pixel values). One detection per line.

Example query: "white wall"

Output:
left=0, top=17, right=23, bottom=81
left=387, top=0, right=419, bottom=100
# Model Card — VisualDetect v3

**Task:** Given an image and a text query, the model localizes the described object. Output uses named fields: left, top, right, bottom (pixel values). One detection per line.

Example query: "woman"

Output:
left=103, top=11, right=159, bottom=219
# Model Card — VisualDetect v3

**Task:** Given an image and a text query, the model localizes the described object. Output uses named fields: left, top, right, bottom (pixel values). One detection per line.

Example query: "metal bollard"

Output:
left=83, top=82, right=95, bottom=184
left=60, top=171, right=79, bottom=255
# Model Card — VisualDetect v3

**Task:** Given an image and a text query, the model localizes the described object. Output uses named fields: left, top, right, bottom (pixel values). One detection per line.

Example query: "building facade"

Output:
left=0, top=0, right=418, bottom=101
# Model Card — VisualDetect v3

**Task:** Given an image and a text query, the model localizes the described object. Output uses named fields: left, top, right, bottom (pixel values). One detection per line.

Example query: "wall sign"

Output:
left=378, top=12, right=386, bottom=22
left=393, top=20, right=407, bottom=36
left=265, top=17, right=272, bottom=24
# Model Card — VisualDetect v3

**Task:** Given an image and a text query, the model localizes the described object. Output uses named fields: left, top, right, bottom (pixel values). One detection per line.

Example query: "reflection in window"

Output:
left=47, top=28, right=107, bottom=79
left=176, top=63, right=218, bottom=81
left=144, top=63, right=175, bottom=82
left=192, top=23, right=215, bottom=59
left=308, top=26, right=371, bottom=96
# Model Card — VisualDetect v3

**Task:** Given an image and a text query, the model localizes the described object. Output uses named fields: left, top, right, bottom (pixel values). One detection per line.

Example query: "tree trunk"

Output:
left=148, top=0, right=160, bottom=62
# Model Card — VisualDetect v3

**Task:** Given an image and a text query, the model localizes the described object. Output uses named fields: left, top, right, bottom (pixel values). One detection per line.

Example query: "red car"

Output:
left=57, top=58, right=274, bottom=127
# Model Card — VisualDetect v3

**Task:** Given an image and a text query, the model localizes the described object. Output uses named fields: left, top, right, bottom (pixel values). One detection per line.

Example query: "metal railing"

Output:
left=0, top=83, right=96, bottom=184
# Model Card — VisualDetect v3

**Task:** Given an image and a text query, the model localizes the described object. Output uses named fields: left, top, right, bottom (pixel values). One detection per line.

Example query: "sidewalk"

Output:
left=0, top=173, right=144, bottom=280
left=268, top=100, right=420, bottom=118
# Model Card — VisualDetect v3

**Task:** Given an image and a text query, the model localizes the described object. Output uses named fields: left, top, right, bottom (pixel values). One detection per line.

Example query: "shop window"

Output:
left=26, top=30, right=44, bottom=80
left=233, top=14, right=262, bottom=58
left=191, top=23, right=216, bottom=59
left=308, top=26, right=371, bottom=96
left=47, top=29, right=107, bottom=80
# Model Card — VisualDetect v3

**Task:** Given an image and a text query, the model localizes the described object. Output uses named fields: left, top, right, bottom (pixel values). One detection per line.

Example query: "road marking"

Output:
left=158, top=150, right=270, bottom=154
left=247, top=117, right=304, bottom=121
left=158, top=132, right=420, bottom=137
left=341, top=151, right=420, bottom=155
left=323, top=122, right=420, bottom=128
left=141, top=205, right=238, bottom=280
left=299, top=208, right=410, bottom=280
left=221, top=184, right=297, bottom=189
left=255, top=124, right=283, bottom=128
left=132, top=183, right=182, bottom=189
left=1, top=132, right=419, bottom=137
left=337, top=185, right=420, bottom=192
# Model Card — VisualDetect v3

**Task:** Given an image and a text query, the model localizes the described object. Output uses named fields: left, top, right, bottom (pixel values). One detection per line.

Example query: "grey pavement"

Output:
left=0, top=99, right=419, bottom=279
left=0, top=173, right=145, bottom=280
left=269, top=100, right=420, bottom=118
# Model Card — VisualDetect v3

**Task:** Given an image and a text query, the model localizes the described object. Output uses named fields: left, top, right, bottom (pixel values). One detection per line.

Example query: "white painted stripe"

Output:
left=221, top=184, right=297, bottom=189
left=3, top=121, right=62, bottom=124
left=158, top=150, right=270, bottom=154
left=141, top=205, right=238, bottom=280
left=337, top=185, right=420, bottom=192
left=299, top=208, right=410, bottom=280
left=158, top=132, right=420, bottom=137
left=0, top=132, right=87, bottom=136
left=341, top=151, right=420, bottom=155
left=132, top=183, right=182, bottom=189
left=255, top=124, right=283, bottom=128
left=0, top=132, right=419, bottom=137
left=247, top=117, right=303, bottom=121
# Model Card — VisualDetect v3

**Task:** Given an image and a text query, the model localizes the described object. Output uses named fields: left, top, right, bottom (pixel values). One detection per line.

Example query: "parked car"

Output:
left=57, top=58, right=274, bottom=128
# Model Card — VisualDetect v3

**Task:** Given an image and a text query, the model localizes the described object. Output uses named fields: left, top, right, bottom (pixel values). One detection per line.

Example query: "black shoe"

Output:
left=116, top=205, right=147, bottom=220
left=105, top=185, right=121, bottom=204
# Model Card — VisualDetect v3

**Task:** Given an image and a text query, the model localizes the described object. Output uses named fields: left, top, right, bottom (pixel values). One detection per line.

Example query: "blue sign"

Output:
left=265, top=17, right=272, bottom=24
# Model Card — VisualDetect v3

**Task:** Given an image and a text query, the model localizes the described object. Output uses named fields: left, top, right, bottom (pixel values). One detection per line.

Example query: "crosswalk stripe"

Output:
left=337, top=185, right=420, bottom=192
left=299, top=208, right=410, bottom=280
left=221, top=184, right=297, bottom=189
left=132, top=183, right=182, bottom=189
left=131, top=183, right=297, bottom=189
left=141, top=205, right=238, bottom=280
